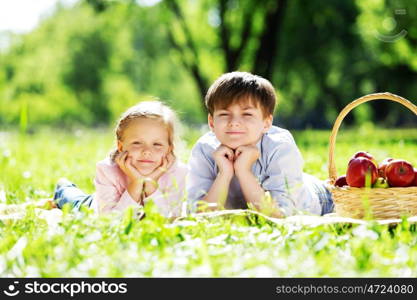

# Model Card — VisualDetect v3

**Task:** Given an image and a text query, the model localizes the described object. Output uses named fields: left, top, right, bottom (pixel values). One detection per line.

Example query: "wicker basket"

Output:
left=327, top=92, right=417, bottom=219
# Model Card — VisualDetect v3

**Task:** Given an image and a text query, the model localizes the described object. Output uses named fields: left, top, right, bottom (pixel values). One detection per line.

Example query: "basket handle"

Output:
left=328, top=92, right=417, bottom=184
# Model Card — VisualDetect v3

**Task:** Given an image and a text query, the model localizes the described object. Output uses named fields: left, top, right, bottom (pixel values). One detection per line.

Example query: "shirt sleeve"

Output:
left=261, top=136, right=321, bottom=216
left=144, top=166, right=187, bottom=218
left=94, top=163, right=140, bottom=214
left=186, top=142, right=216, bottom=213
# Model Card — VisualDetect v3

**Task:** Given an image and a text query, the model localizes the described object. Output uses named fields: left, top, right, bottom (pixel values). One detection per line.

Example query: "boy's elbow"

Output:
left=269, top=209, right=285, bottom=218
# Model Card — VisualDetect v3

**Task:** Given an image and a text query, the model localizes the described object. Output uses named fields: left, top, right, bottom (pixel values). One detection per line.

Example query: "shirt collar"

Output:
left=255, top=135, right=263, bottom=151
left=254, top=133, right=265, bottom=171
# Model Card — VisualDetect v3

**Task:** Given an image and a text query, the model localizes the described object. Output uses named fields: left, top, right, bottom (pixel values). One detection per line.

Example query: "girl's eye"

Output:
left=154, top=143, right=163, bottom=147
left=133, top=142, right=141, bottom=145
left=243, top=113, right=252, bottom=116
left=218, top=113, right=229, bottom=117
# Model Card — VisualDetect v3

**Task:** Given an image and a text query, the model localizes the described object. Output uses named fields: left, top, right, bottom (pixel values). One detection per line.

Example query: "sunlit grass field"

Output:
left=0, top=126, right=416, bottom=277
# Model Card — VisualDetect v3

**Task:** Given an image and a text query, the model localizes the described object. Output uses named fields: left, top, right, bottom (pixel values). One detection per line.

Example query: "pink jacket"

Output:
left=92, top=157, right=188, bottom=217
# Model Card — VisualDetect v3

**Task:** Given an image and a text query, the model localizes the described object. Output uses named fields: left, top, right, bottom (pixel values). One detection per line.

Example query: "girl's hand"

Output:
left=147, top=152, right=176, bottom=182
left=115, top=151, right=145, bottom=204
left=143, top=152, right=176, bottom=197
left=115, top=151, right=143, bottom=184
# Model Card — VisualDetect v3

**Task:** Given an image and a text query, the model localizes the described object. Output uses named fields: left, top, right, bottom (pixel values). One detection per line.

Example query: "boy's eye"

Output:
left=243, top=113, right=253, bottom=116
left=218, top=113, right=229, bottom=117
left=154, top=143, right=163, bottom=147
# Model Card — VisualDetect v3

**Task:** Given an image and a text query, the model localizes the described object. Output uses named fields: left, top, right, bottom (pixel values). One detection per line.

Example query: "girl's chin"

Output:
left=140, top=171, right=153, bottom=176
left=132, top=162, right=161, bottom=176
left=136, top=167, right=157, bottom=176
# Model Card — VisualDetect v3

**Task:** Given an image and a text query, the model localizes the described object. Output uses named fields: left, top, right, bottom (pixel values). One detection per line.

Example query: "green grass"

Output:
left=0, top=126, right=416, bottom=277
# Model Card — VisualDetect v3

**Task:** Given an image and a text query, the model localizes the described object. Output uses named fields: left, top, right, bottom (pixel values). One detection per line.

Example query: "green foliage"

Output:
left=0, top=1, right=204, bottom=127
left=2, top=205, right=416, bottom=277
left=0, top=0, right=416, bottom=129
left=0, top=127, right=416, bottom=276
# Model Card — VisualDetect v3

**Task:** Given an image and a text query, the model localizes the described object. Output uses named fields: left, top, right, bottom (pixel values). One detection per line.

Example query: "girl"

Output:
left=53, top=101, right=188, bottom=218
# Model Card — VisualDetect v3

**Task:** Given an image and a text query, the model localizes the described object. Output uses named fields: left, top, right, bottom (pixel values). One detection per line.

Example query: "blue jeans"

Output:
left=53, top=180, right=93, bottom=211
left=304, top=173, right=334, bottom=215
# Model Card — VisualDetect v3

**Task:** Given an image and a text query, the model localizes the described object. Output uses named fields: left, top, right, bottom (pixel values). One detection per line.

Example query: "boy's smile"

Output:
left=208, top=99, right=273, bottom=149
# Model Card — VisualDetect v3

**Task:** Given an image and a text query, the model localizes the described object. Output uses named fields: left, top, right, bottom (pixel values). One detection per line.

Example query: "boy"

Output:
left=187, top=72, right=334, bottom=217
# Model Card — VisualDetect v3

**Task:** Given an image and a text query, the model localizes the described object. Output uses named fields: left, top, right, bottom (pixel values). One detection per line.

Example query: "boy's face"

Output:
left=208, top=99, right=273, bottom=149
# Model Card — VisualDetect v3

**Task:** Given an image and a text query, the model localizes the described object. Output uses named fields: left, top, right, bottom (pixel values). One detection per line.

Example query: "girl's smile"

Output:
left=118, top=118, right=171, bottom=176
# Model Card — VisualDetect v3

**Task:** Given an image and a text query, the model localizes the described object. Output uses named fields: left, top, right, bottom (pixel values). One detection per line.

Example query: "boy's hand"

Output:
left=115, top=151, right=143, bottom=184
left=234, top=145, right=260, bottom=176
left=213, top=145, right=235, bottom=179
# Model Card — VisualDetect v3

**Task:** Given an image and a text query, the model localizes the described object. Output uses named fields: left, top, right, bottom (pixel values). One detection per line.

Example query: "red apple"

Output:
left=350, top=151, right=378, bottom=168
left=378, top=157, right=394, bottom=178
left=385, top=159, right=415, bottom=187
left=346, top=157, right=378, bottom=188
left=335, top=175, right=348, bottom=187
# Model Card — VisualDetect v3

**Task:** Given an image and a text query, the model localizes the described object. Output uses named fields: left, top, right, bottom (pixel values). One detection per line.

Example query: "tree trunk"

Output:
left=165, top=0, right=209, bottom=112
left=253, top=0, right=288, bottom=80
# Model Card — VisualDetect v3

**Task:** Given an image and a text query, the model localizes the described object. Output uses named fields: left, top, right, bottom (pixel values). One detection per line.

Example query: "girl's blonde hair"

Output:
left=110, top=100, right=181, bottom=162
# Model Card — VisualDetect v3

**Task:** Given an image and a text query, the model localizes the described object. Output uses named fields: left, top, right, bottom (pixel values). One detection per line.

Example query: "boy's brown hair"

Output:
left=205, top=71, right=276, bottom=118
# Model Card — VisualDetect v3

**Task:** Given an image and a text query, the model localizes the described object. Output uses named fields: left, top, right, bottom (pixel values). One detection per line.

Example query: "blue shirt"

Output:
left=186, top=125, right=323, bottom=216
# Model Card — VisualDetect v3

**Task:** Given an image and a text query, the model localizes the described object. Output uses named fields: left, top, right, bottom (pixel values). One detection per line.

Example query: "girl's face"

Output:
left=118, top=118, right=171, bottom=176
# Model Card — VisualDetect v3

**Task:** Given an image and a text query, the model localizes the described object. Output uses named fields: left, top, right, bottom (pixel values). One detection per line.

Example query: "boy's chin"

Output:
left=222, top=141, right=243, bottom=150
left=223, top=139, right=258, bottom=150
left=223, top=134, right=264, bottom=149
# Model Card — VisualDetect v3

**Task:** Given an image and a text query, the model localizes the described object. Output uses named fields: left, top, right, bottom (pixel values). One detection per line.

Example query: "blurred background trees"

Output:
left=0, top=0, right=416, bottom=129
